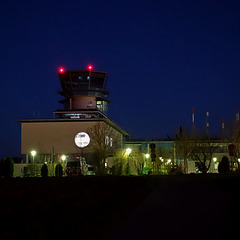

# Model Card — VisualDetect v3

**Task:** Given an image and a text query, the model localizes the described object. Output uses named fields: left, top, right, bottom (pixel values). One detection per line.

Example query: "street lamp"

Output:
left=126, top=148, right=132, bottom=155
left=31, top=150, right=36, bottom=177
left=61, top=155, right=66, bottom=162
left=61, top=155, right=67, bottom=176
left=144, top=154, right=150, bottom=168
left=125, top=148, right=132, bottom=175
left=31, top=150, right=36, bottom=164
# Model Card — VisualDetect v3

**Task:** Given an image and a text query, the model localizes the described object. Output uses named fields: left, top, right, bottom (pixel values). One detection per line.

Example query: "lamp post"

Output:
left=144, top=153, right=150, bottom=170
left=213, top=157, right=217, bottom=173
left=125, top=148, right=132, bottom=175
left=126, top=148, right=132, bottom=155
left=31, top=150, right=36, bottom=163
left=61, top=155, right=66, bottom=162
left=61, top=155, right=66, bottom=176
left=31, top=150, right=36, bottom=177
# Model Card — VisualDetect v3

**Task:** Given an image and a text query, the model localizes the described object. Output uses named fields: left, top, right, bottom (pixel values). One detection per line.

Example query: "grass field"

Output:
left=0, top=175, right=239, bottom=239
left=0, top=176, right=154, bottom=239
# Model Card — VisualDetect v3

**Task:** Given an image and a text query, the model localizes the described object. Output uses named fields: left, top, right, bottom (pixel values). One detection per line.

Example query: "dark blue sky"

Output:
left=1, top=0, right=240, bottom=158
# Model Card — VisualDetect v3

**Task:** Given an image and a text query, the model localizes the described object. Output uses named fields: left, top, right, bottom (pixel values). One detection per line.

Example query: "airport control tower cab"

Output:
left=54, top=66, right=111, bottom=119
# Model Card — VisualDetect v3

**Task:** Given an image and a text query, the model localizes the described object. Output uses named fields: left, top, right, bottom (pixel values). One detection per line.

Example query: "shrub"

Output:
left=169, top=165, right=183, bottom=175
left=218, top=156, right=230, bottom=174
left=125, top=161, right=132, bottom=175
left=55, top=164, right=63, bottom=177
left=0, top=157, right=14, bottom=178
left=41, top=164, right=48, bottom=177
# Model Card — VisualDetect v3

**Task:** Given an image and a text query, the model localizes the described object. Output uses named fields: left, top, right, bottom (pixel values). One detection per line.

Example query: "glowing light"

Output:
left=31, top=150, right=36, bottom=157
left=126, top=148, right=132, bottom=155
left=88, top=65, right=93, bottom=70
left=59, top=67, right=64, bottom=73
left=213, top=157, right=217, bottom=162
left=61, top=155, right=66, bottom=161
left=145, top=154, right=150, bottom=159
left=75, top=132, right=90, bottom=148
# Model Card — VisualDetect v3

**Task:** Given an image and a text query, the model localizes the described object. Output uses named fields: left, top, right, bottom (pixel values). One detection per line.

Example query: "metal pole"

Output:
left=33, top=155, right=35, bottom=177
left=88, top=70, right=91, bottom=89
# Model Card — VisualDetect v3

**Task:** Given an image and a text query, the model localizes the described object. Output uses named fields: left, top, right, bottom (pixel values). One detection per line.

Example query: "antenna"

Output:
left=236, top=108, right=239, bottom=122
left=206, top=111, right=209, bottom=134
left=222, top=118, right=224, bottom=137
left=192, top=106, right=194, bottom=132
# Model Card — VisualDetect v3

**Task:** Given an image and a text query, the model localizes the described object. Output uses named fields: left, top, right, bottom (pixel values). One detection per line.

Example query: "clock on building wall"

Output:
left=74, top=132, right=90, bottom=148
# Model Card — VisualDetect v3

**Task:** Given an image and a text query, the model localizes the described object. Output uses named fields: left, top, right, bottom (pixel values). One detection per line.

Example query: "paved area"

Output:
left=107, top=176, right=238, bottom=240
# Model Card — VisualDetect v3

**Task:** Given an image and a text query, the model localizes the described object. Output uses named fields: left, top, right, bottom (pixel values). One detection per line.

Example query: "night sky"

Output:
left=1, top=0, right=240, bottom=159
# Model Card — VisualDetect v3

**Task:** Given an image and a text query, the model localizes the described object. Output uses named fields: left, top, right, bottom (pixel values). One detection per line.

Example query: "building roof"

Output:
left=17, top=117, right=129, bottom=136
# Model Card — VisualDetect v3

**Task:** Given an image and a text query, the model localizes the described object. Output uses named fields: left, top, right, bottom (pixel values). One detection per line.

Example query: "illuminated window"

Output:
left=97, top=101, right=103, bottom=111
left=105, top=136, right=109, bottom=145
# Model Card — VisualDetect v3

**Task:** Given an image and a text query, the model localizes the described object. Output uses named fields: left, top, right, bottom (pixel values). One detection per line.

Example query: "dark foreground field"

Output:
left=0, top=175, right=240, bottom=239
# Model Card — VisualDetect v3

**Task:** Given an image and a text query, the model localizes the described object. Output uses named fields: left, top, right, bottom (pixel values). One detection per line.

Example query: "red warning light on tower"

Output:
left=88, top=65, right=93, bottom=71
left=59, top=67, right=65, bottom=73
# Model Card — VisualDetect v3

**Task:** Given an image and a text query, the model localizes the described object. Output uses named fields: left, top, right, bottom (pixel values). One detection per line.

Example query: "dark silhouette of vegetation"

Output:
left=12, top=157, right=23, bottom=163
left=21, top=166, right=29, bottom=177
left=0, top=157, right=14, bottom=178
left=218, top=156, right=230, bottom=174
left=110, top=162, right=123, bottom=175
left=169, top=165, right=183, bottom=175
left=88, top=122, right=122, bottom=175
left=55, top=164, right=63, bottom=177
left=41, top=164, right=48, bottom=177
left=125, top=161, right=132, bottom=175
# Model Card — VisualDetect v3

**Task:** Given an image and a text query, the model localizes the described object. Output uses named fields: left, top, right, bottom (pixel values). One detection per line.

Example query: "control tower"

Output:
left=54, top=66, right=111, bottom=119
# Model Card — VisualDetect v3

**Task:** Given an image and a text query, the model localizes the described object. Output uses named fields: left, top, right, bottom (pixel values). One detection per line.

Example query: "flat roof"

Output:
left=17, top=118, right=129, bottom=136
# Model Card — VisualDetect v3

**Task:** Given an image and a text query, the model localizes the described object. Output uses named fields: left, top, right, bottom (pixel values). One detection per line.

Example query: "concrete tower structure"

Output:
left=54, top=68, right=111, bottom=119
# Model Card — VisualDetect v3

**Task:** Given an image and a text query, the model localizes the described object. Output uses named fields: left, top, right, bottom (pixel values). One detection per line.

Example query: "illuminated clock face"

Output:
left=74, top=132, right=90, bottom=148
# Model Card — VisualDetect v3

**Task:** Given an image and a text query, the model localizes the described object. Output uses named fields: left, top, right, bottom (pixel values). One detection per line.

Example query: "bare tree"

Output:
left=155, top=146, right=173, bottom=174
left=227, top=121, right=240, bottom=170
left=131, top=149, right=145, bottom=175
left=188, top=134, right=216, bottom=174
left=175, top=127, right=192, bottom=174
left=87, top=121, right=122, bottom=175
left=175, top=127, right=217, bottom=174
left=110, top=149, right=126, bottom=175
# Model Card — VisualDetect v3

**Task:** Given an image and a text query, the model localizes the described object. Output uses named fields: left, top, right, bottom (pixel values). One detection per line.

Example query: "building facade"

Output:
left=17, top=68, right=233, bottom=176
left=18, top=68, right=128, bottom=169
